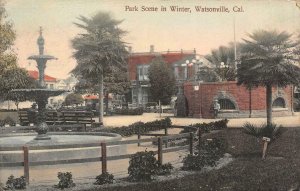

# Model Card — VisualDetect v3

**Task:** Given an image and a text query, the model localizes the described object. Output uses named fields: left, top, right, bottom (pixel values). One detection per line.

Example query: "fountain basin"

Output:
left=0, top=132, right=125, bottom=164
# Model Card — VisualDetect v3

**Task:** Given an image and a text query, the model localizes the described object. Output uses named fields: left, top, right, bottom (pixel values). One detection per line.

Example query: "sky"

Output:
left=4, top=0, right=300, bottom=79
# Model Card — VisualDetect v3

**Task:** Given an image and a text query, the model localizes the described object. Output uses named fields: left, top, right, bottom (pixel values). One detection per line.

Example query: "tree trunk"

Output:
left=99, top=73, right=104, bottom=125
left=249, top=88, right=252, bottom=118
left=266, top=84, right=272, bottom=126
left=105, top=91, right=109, bottom=115
left=15, top=102, right=19, bottom=112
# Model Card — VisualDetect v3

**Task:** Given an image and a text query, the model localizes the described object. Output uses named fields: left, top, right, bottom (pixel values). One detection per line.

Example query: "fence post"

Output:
left=23, top=146, right=29, bottom=184
left=198, top=128, right=201, bottom=150
left=101, top=142, right=107, bottom=174
left=157, top=137, right=163, bottom=165
left=164, top=122, right=168, bottom=148
left=137, top=124, right=141, bottom=146
left=159, top=100, right=161, bottom=118
left=189, top=132, right=194, bottom=155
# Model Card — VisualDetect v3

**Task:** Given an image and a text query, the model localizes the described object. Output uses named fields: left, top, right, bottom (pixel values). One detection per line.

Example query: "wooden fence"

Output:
left=0, top=131, right=201, bottom=184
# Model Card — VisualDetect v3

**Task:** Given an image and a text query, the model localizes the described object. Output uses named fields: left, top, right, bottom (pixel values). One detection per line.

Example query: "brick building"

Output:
left=128, top=46, right=211, bottom=107
left=183, top=81, right=294, bottom=118
left=28, top=70, right=57, bottom=89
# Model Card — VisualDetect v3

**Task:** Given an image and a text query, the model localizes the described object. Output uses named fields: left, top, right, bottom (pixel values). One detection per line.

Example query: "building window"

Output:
left=142, top=88, right=148, bottom=104
left=132, top=88, right=138, bottom=104
left=50, top=84, right=54, bottom=89
left=272, top=97, right=285, bottom=108
left=137, top=65, right=150, bottom=81
left=219, top=99, right=236, bottom=110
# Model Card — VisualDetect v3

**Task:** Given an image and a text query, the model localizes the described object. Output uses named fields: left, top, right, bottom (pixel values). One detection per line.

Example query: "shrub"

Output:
left=128, top=150, right=159, bottom=181
left=4, top=116, right=16, bottom=126
left=94, top=172, right=114, bottom=185
left=242, top=122, right=284, bottom=142
left=6, top=175, right=26, bottom=190
left=182, top=154, right=206, bottom=171
left=0, top=120, right=5, bottom=127
left=157, top=163, right=173, bottom=175
left=128, top=150, right=174, bottom=181
left=182, top=138, right=227, bottom=171
left=56, top=172, right=75, bottom=189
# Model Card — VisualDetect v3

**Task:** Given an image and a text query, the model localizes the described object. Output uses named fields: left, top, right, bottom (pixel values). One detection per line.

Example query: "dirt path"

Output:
left=99, top=113, right=300, bottom=128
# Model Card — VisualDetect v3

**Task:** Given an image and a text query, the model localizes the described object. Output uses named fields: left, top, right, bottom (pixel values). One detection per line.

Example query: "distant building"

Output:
left=56, top=76, right=78, bottom=91
left=28, top=70, right=57, bottom=89
left=128, top=46, right=211, bottom=107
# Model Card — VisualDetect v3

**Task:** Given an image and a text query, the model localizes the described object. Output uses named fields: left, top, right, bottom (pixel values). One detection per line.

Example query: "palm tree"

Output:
left=71, top=12, right=128, bottom=124
left=238, top=30, right=300, bottom=126
left=205, top=43, right=237, bottom=81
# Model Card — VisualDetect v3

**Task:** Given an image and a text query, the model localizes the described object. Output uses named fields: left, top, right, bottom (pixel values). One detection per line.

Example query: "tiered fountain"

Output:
left=12, top=27, right=65, bottom=140
left=0, top=28, right=124, bottom=165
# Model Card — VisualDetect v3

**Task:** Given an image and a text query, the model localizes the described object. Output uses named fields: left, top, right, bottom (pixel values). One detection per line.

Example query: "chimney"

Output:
left=150, top=45, right=154, bottom=53
left=128, top=46, right=132, bottom=53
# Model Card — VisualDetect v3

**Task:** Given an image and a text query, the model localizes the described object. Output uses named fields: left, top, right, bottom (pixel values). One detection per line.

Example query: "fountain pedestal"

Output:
left=35, top=122, right=51, bottom=140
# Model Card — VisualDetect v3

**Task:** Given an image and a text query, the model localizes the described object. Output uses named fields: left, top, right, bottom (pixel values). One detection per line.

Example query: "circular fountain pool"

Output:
left=0, top=132, right=126, bottom=163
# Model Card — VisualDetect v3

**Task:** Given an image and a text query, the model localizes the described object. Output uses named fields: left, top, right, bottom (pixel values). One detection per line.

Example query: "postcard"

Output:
left=0, top=0, right=299, bottom=190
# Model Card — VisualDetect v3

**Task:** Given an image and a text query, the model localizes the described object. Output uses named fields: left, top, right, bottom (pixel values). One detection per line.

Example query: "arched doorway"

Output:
left=219, top=98, right=236, bottom=110
left=272, top=97, right=285, bottom=108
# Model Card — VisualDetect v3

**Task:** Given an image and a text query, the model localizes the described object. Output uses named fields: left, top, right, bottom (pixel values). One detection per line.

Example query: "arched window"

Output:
left=272, top=97, right=285, bottom=108
left=219, top=99, right=236, bottom=110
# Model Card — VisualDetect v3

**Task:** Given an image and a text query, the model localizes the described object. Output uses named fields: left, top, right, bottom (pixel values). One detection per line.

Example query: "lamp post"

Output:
left=181, top=56, right=203, bottom=81
left=180, top=56, right=204, bottom=118
left=220, top=62, right=229, bottom=81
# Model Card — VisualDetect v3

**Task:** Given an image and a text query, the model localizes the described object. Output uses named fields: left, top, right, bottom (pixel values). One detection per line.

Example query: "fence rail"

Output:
left=0, top=131, right=201, bottom=184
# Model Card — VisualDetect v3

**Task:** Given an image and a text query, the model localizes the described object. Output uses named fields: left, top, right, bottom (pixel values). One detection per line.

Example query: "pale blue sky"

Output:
left=5, top=0, right=300, bottom=78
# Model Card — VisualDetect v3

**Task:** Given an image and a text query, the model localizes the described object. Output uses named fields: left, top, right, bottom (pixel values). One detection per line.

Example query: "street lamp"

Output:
left=220, top=62, right=229, bottom=81
left=181, top=56, right=203, bottom=81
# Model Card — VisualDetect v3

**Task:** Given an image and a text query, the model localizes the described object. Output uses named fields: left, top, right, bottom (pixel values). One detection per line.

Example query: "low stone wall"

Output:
left=0, top=132, right=125, bottom=163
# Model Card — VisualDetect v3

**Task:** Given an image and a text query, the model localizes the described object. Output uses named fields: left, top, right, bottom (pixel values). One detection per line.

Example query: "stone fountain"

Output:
left=0, top=27, right=125, bottom=170
left=12, top=27, right=65, bottom=140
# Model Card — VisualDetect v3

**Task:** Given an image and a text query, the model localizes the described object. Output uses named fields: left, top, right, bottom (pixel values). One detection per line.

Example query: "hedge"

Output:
left=113, top=108, right=144, bottom=115
left=180, top=119, right=228, bottom=134
left=98, top=117, right=171, bottom=137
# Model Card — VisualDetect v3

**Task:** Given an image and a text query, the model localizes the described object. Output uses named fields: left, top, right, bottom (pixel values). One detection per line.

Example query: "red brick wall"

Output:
left=184, top=81, right=293, bottom=118
left=128, top=55, right=155, bottom=80
left=128, top=53, right=194, bottom=81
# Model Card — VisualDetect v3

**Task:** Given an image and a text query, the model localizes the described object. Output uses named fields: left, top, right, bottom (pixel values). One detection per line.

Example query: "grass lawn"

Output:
left=85, top=127, right=300, bottom=191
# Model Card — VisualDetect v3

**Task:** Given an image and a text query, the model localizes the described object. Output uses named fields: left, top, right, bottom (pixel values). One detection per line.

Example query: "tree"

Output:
left=0, top=1, right=35, bottom=107
left=64, top=93, right=84, bottom=106
left=238, top=30, right=300, bottom=126
left=71, top=12, right=128, bottom=124
left=0, top=68, right=36, bottom=109
left=75, top=65, right=130, bottom=113
left=196, top=66, right=220, bottom=82
left=0, top=1, right=15, bottom=55
left=103, top=66, right=130, bottom=113
left=205, top=43, right=238, bottom=81
left=148, top=56, right=176, bottom=105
